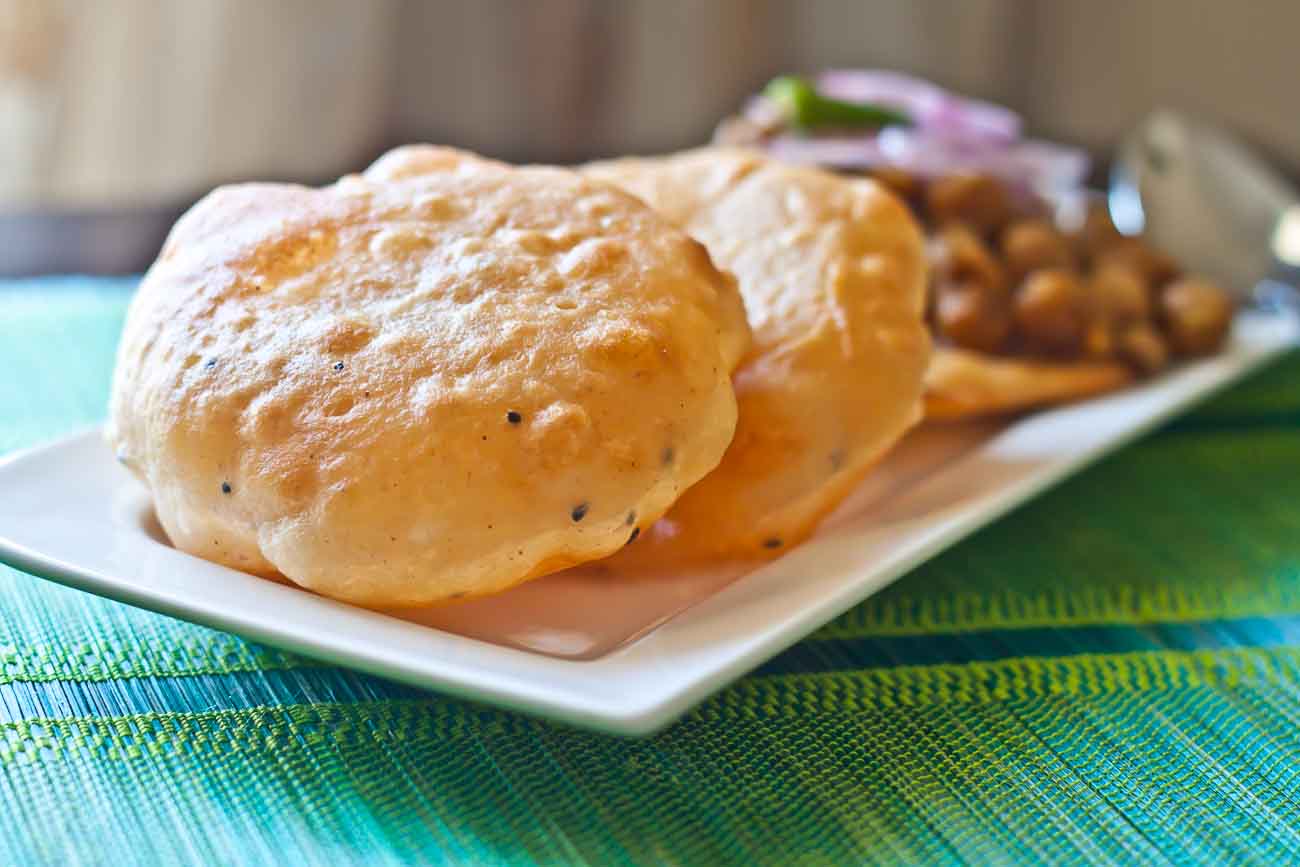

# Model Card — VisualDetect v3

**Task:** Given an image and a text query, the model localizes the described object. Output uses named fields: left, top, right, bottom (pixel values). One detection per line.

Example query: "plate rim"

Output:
left=1, top=314, right=1295, bottom=736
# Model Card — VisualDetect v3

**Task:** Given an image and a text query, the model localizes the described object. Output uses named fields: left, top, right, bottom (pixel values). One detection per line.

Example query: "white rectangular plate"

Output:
left=0, top=312, right=1295, bottom=735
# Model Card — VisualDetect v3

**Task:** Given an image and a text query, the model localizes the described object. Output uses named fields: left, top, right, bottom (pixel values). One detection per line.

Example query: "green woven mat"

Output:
left=3, top=278, right=1300, bottom=866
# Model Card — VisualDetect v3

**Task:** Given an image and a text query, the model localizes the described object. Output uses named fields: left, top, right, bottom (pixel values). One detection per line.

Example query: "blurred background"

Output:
left=2, top=0, right=1296, bottom=274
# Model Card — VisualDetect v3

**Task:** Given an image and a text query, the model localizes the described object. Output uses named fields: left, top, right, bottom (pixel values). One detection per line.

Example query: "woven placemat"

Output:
left=3, top=278, right=1299, bottom=866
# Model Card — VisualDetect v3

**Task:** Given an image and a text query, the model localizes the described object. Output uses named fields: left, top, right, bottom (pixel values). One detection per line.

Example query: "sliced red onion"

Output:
left=765, top=130, right=1088, bottom=196
left=817, top=70, right=1020, bottom=142
left=745, top=70, right=1090, bottom=196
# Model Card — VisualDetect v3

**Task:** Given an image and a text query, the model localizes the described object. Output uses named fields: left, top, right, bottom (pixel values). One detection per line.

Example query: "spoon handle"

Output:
left=1251, top=277, right=1300, bottom=320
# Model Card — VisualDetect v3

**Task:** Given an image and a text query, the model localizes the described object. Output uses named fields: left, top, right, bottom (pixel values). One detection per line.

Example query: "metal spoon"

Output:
left=1109, top=109, right=1300, bottom=313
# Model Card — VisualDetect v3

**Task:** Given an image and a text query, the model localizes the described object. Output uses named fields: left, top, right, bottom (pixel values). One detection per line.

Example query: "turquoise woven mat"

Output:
left=3, top=277, right=1300, bottom=866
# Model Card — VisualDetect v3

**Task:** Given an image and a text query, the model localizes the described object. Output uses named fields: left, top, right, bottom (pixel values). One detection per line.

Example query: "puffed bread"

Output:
left=583, top=148, right=930, bottom=562
left=108, top=147, right=750, bottom=606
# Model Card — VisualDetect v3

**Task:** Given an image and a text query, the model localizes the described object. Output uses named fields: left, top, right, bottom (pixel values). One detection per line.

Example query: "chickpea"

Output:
left=1095, top=237, right=1180, bottom=290
left=1160, top=278, right=1234, bottom=355
left=935, top=280, right=1012, bottom=353
left=1001, top=219, right=1074, bottom=280
left=930, top=224, right=1008, bottom=295
left=870, top=167, right=921, bottom=200
left=926, top=174, right=1012, bottom=236
left=1073, top=200, right=1124, bottom=261
left=1082, top=320, right=1116, bottom=360
left=1014, top=268, right=1087, bottom=353
left=1088, top=262, right=1150, bottom=325
left=1118, top=323, right=1170, bottom=374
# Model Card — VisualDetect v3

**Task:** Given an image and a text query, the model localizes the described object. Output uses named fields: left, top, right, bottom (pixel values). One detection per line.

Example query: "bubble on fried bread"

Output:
left=107, top=146, right=753, bottom=607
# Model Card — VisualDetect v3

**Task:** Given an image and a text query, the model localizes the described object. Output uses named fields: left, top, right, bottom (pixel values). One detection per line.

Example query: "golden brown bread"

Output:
left=108, top=146, right=750, bottom=606
left=924, top=348, right=1132, bottom=420
left=583, top=147, right=930, bottom=563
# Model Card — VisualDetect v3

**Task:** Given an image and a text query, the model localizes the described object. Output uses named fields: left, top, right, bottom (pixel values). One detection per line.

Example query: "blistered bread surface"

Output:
left=584, top=148, right=930, bottom=561
left=108, top=147, right=748, bottom=605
